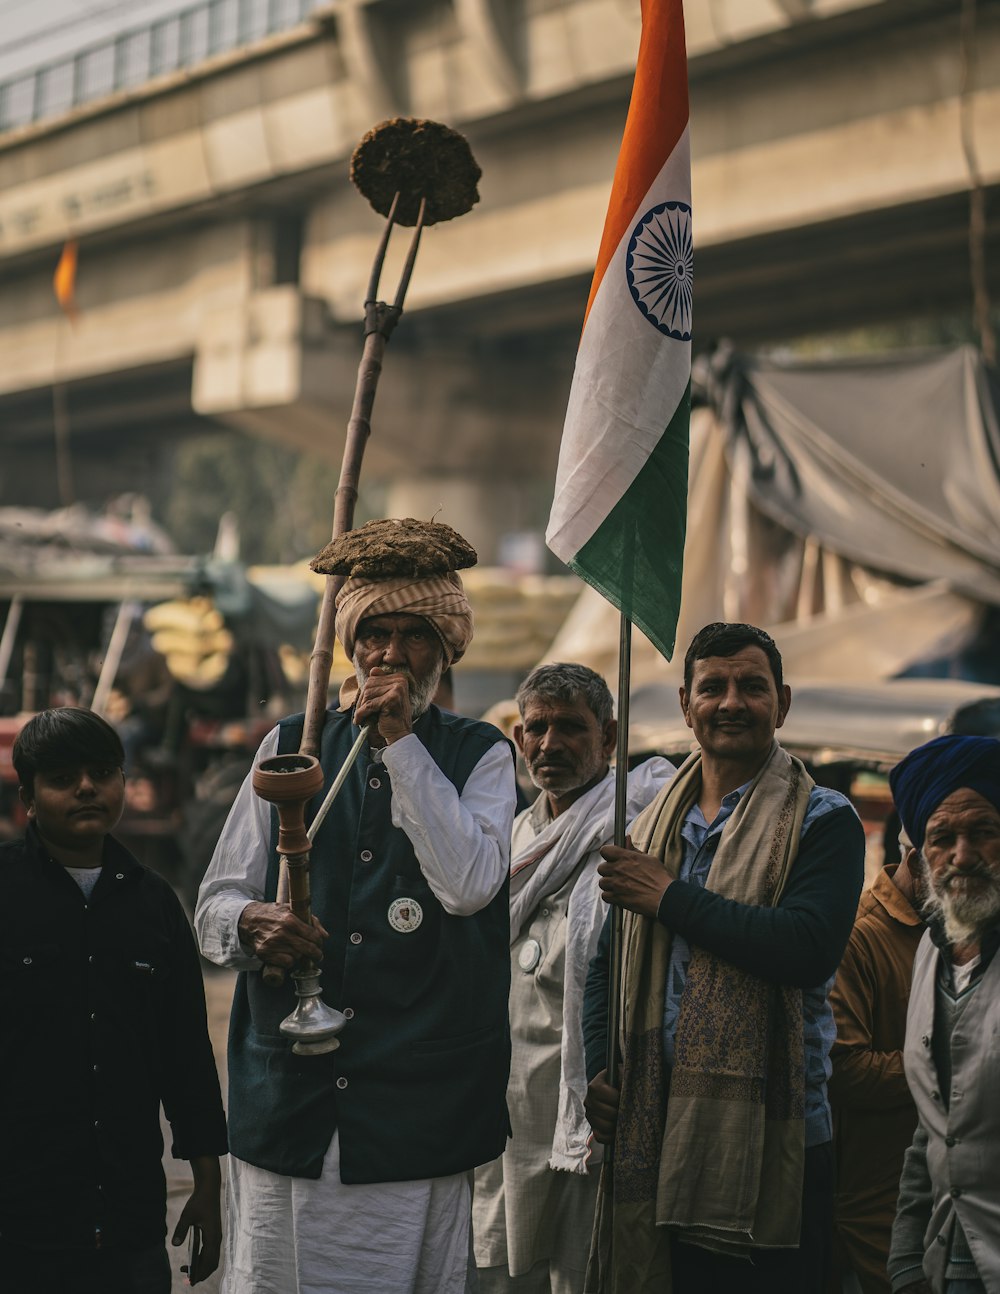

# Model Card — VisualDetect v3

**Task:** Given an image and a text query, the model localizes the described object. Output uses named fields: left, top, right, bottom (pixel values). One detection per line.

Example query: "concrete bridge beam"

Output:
left=190, top=283, right=572, bottom=471
left=0, top=0, right=997, bottom=528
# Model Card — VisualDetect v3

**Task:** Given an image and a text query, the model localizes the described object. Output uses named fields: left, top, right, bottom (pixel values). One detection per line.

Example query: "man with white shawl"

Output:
left=474, top=663, right=673, bottom=1293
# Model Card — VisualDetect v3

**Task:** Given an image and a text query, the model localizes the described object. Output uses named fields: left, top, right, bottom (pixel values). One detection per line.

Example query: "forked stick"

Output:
left=258, top=119, right=481, bottom=1000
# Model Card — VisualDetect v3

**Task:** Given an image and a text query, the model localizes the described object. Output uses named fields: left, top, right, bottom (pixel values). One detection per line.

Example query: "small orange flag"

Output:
left=53, top=239, right=79, bottom=321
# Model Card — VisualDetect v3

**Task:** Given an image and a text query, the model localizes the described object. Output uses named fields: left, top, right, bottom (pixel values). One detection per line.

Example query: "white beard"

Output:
left=923, top=864, right=1000, bottom=947
left=353, top=656, right=444, bottom=719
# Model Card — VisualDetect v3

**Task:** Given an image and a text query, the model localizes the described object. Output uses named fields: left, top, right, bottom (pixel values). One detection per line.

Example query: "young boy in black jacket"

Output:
left=0, top=707, right=228, bottom=1294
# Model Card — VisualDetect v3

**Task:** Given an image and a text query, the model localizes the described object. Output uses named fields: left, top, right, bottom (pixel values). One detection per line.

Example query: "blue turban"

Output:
left=890, top=734, right=1000, bottom=851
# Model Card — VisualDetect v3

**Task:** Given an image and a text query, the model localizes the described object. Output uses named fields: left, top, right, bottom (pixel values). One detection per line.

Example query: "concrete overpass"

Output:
left=0, top=0, right=997, bottom=557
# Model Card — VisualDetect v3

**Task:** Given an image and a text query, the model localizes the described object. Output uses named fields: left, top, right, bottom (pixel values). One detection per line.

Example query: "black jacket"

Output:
left=0, top=825, right=227, bottom=1251
left=228, top=705, right=512, bottom=1184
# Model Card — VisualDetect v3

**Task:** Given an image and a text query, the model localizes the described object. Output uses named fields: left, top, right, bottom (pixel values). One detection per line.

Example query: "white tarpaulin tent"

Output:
left=543, top=346, right=1000, bottom=696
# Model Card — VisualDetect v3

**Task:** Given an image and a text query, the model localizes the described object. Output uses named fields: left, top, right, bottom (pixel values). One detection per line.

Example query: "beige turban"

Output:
left=335, top=571, right=474, bottom=667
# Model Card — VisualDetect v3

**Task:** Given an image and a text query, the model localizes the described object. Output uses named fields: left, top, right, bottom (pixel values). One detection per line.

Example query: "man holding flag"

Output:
left=584, top=622, right=865, bottom=1292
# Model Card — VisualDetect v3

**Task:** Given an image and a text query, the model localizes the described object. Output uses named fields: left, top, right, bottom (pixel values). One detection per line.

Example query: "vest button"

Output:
left=945, top=1135, right=957, bottom=1147
left=931, top=1091, right=940, bottom=1101
left=336, top=1077, right=348, bottom=1090
left=343, top=1008, right=354, bottom=1020
left=360, top=850, right=373, bottom=863
left=350, top=932, right=363, bottom=945
left=951, top=1186, right=962, bottom=1198
left=369, top=777, right=381, bottom=790
left=921, top=1035, right=930, bottom=1047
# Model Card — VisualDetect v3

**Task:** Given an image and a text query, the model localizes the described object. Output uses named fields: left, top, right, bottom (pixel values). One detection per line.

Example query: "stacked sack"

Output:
left=459, top=569, right=580, bottom=671
left=143, top=597, right=234, bottom=689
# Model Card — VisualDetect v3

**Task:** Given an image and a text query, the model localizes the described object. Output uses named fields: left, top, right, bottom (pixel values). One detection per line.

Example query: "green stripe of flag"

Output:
left=569, top=382, right=691, bottom=661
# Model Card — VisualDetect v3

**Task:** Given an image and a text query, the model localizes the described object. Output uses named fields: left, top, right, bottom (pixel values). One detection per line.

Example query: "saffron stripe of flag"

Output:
left=546, top=0, right=691, bottom=660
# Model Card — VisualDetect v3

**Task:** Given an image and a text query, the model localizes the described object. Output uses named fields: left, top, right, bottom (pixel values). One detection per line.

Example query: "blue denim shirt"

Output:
left=662, top=782, right=848, bottom=1147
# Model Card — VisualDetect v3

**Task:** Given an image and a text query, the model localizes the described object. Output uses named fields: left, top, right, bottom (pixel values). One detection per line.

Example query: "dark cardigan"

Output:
left=227, top=705, right=513, bottom=1183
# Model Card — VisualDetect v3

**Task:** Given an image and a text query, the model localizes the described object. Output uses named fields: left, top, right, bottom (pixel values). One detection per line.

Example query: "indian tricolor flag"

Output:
left=546, top=0, right=691, bottom=660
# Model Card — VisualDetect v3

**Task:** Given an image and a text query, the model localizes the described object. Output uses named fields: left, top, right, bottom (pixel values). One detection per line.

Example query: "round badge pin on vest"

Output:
left=518, top=938, right=542, bottom=973
left=388, top=897, right=424, bottom=933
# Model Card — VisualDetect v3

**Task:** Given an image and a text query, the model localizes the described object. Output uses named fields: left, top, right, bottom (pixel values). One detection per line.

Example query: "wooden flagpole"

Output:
left=606, top=608, right=632, bottom=1090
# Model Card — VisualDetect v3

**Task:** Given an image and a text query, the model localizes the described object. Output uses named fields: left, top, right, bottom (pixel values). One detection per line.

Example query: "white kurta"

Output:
left=224, top=1133, right=475, bottom=1294
left=196, top=723, right=515, bottom=1294
left=473, top=759, right=673, bottom=1285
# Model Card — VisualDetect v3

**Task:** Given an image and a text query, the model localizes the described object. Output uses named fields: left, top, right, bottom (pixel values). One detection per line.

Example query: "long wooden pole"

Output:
left=0, top=594, right=23, bottom=688
left=52, top=319, right=75, bottom=507
left=91, top=599, right=139, bottom=717
left=299, top=193, right=425, bottom=758
left=263, top=194, right=426, bottom=968
left=606, top=609, right=632, bottom=1089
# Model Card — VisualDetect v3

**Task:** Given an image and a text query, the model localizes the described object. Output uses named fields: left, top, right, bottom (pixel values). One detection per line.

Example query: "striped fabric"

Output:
left=334, top=571, right=474, bottom=663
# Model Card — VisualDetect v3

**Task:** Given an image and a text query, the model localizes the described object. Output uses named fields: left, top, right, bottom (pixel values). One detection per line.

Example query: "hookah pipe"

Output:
left=252, top=119, right=482, bottom=1054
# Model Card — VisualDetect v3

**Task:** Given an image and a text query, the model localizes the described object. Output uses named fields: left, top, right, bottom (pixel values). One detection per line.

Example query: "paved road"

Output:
left=164, top=966, right=236, bottom=1293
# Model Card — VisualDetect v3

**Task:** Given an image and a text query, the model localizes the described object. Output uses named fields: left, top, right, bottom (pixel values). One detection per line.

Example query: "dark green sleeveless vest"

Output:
left=227, top=705, right=512, bottom=1182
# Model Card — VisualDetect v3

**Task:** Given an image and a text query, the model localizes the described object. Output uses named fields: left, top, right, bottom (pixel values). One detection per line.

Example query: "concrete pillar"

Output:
left=384, top=474, right=543, bottom=568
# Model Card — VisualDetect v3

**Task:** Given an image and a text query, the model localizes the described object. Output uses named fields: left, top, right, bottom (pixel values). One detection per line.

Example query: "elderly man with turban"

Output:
left=196, top=519, right=516, bottom=1294
left=887, top=734, right=1000, bottom=1294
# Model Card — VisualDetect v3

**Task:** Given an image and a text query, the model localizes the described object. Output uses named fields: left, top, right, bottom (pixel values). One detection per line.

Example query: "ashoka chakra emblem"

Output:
left=625, top=200, right=693, bottom=340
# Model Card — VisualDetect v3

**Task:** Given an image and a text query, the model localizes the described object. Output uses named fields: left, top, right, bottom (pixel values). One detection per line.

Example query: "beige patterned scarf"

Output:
left=586, top=741, right=813, bottom=1293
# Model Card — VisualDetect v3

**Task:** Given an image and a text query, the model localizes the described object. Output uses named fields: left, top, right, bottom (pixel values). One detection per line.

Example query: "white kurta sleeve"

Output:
left=380, top=734, right=515, bottom=917
left=194, top=726, right=279, bottom=969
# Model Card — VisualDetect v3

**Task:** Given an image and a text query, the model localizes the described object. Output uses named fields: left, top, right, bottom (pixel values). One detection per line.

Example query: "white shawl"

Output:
left=508, top=757, right=675, bottom=1173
